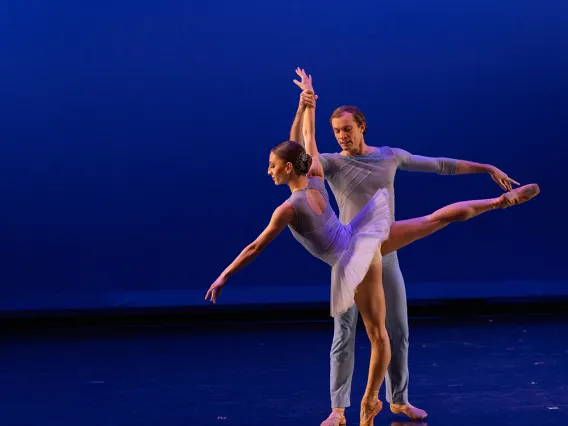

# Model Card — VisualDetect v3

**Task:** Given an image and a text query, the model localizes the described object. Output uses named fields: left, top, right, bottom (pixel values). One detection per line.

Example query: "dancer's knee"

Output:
left=365, top=323, right=389, bottom=348
left=386, top=317, right=409, bottom=342
left=331, top=312, right=357, bottom=358
left=331, top=325, right=356, bottom=358
left=428, top=205, right=472, bottom=223
left=391, top=332, right=409, bottom=351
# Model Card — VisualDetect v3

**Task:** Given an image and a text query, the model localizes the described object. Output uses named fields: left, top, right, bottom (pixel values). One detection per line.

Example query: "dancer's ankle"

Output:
left=363, top=389, right=379, bottom=402
left=331, top=407, right=345, bottom=415
left=490, top=196, right=504, bottom=210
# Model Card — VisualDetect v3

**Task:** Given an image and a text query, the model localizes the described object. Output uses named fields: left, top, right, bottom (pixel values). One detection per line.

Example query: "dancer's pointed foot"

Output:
left=390, top=402, right=428, bottom=420
left=320, top=410, right=346, bottom=426
left=494, top=183, right=540, bottom=209
left=360, top=399, right=382, bottom=426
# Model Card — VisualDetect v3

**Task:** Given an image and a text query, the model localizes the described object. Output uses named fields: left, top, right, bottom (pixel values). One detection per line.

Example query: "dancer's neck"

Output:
left=288, top=175, right=309, bottom=193
left=341, top=140, right=378, bottom=157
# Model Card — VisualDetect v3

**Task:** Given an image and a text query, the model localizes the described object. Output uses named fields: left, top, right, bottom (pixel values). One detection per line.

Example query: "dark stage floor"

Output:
left=0, top=312, right=566, bottom=426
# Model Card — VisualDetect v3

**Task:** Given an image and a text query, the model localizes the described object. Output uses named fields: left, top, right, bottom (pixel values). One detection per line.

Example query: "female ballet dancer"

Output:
left=205, top=76, right=540, bottom=426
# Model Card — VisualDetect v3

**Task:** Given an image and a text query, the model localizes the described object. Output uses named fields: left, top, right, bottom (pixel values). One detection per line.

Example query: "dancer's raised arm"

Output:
left=289, top=88, right=317, bottom=145
left=293, top=68, right=324, bottom=179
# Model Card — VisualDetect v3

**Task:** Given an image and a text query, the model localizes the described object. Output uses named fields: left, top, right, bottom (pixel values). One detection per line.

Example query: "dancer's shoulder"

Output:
left=272, top=200, right=296, bottom=224
left=377, top=145, right=409, bottom=158
left=318, top=152, right=342, bottom=175
left=319, top=152, right=341, bottom=160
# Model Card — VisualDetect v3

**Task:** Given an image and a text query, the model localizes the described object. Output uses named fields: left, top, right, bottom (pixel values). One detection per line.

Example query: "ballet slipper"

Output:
left=320, top=410, right=346, bottom=426
left=390, top=402, right=428, bottom=420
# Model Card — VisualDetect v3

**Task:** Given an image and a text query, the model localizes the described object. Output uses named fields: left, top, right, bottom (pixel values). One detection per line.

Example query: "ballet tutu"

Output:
left=330, top=188, right=392, bottom=317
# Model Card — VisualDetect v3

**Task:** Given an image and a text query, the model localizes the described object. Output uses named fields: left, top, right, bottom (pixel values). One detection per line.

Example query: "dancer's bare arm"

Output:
left=205, top=202, right=295, bottom=303
left=302, top=96, right=324, bottom=179
left=289, top=81, right=318, bottom=145
left=455, top=160, right=519, bottom=190
left=294, top=68, right=324, bottom=179
left=393, top=147, right=519, bottom=191
left=218, top=203, right=294, bottom=278
left=290, top=98, right=306, bottom=145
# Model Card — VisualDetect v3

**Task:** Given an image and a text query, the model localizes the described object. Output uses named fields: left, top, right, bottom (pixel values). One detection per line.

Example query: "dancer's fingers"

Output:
left=301, top=94, right=314, bottom=103
left=300, top=94, right=314, bottom=105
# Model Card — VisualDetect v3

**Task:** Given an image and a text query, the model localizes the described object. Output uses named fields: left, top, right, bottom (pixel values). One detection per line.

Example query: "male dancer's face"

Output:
left=330, top=113, right=365, bottom=154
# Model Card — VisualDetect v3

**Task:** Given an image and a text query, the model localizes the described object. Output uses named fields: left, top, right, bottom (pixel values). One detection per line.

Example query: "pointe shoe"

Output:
left=360, top=399, right=382, bottom=426
left=320, top=411, right=346, bottom=426
left=390, top=402, right=428, bottom=420
left=496, top=183, right=540, bottom=208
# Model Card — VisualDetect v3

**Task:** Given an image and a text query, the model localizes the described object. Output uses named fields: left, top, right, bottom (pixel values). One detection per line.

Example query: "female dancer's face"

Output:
left=267, top=152, right=292, bottom=185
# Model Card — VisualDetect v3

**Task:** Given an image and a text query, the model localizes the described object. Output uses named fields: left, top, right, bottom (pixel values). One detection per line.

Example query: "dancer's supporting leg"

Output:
left=353, top=262, right=390, bottom=426
left=382, top=253, right=427, bottom=419
left=324, top=306, right=358, bottom=426
left=381, top=184, right=540, bottom=258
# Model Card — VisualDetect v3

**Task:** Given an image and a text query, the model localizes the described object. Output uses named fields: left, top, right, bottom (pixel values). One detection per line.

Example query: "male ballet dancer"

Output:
left=290, top=76, right=519, bottom=425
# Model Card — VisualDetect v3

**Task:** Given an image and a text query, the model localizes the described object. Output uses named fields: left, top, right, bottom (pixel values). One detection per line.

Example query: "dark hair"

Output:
left=329, top=105, right=368, bottom=134
left=271, top=141, right=313, bottom=175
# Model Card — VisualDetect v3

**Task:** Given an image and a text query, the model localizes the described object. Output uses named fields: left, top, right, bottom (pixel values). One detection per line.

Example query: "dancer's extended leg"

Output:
left=381, top=183, right=539, bottom=256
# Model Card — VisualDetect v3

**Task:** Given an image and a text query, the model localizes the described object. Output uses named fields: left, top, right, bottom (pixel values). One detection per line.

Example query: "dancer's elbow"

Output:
left=246, top=242, right=263, bottom=257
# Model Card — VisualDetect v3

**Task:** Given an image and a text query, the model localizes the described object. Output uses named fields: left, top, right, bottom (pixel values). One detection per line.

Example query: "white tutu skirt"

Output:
left=330, top=188, right=392, bottom=318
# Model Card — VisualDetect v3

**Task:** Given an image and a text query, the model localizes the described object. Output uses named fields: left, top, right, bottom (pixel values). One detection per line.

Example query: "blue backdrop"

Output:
left=0, top=0, right=566, bottom=313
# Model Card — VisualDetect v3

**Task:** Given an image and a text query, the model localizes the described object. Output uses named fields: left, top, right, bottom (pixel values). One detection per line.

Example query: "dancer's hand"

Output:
left=293, top=67, right=315, bottom=93
left=300, top=91, right=317, bottom=108
left=488, top=166, right=520, bottom=191
left=296, top=91, right=317, bottom=112
left=205, top=276, right=227, bottom=304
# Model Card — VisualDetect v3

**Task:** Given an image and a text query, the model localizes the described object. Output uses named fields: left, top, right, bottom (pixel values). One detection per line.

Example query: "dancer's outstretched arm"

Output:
left=394, top=147, right=520, bottom=191
left=205, top=202, right=295, bottom=303
left=293, top=68, right=324, bottom=179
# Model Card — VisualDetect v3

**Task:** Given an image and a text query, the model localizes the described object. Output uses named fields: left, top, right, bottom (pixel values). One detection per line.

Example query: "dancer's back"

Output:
left=286, top=176, right=392, bottom=317
left=286, top=177, right=350, bottom=266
